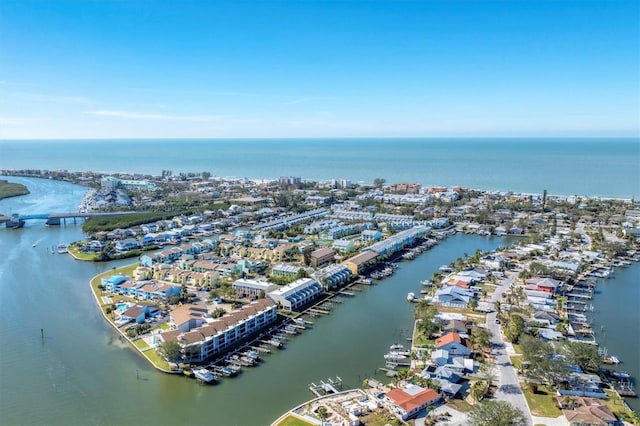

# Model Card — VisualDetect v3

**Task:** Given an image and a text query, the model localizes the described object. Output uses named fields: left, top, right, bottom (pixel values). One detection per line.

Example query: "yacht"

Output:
left=57, top=243, right=68, bottom=254
left=384, top=351, right=408, bottom=361
left=407, top=292, right=416, bottom=302
left=192, top=368, right=216, bottom=384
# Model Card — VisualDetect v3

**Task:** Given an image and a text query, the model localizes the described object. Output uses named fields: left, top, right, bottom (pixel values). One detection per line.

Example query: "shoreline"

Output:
left=87, top=266, right=177, bottom=374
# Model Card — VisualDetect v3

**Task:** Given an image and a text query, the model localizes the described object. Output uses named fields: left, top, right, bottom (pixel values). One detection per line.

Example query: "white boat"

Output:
left=390, top=343, right=405, bottom=351
left=384, top=351, right=408, bottom=361
left=32, top=243, right=38, bottom=248
left=57, top=243, right=68, bottom=254
left=420, top=280, right=433, bottom=286
left=192, top=368, right=216, bottom=383
left=407, top=292, right=415, bottom=302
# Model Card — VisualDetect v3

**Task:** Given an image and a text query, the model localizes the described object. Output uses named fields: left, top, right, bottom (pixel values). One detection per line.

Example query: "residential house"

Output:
left=557, top=396, right=617, bottom=426
left=432, top=286, right=474, bottom=308
left=385, top=384, right=440, bottom=421
left=434, top=332, right=472, bottom=357
left=342, top=251, right=378, bottom=275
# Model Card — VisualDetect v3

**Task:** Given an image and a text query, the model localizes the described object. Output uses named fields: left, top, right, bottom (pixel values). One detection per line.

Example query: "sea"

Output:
left=1, top=138, right=638, bottom=198
left=0, top=138, right=639, bottom=425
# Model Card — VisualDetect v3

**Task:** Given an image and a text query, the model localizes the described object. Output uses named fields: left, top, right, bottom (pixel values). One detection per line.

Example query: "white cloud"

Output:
left=86, top=110, right=224, bottom=122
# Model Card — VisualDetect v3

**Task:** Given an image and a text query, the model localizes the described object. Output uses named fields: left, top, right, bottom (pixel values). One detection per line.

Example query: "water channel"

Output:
left=0, top=176, right=636, bottom=425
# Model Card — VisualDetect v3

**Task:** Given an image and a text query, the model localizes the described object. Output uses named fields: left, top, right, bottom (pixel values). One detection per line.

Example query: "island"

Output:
left=0, top=179, right=30, bottom=200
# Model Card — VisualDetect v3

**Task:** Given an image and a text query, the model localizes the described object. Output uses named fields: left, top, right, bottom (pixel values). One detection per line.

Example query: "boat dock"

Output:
left=308, top=377, right=343, bottom=397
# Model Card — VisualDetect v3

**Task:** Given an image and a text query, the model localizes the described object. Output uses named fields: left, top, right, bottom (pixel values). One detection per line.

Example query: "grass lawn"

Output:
left=142, top=348, right=171, bottom=371
left=602, top=390, right=634, bottom=420
left=413, top=333, right=435, bottom=348
left=68, top=246, right=99, bottom=261
left=510, top=355, right=523, bottom=371
left=274, top=414, right=316, bottom=426
left=512, top=344, right=523, bottom=354
left=522, top=384, right=562, bottom=417
left=133, top=339, right=149, bottom=350
left=359, top=411, right=402, bottom=426
left=152, top=323, right=171, bottom=332
left=446, top=398, right=473, bottom=412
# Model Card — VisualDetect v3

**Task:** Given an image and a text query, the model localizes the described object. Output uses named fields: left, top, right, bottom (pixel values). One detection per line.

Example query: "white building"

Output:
left=232, top=278, right=278, bottom=298
left=267, top=278, right=323, bottom=311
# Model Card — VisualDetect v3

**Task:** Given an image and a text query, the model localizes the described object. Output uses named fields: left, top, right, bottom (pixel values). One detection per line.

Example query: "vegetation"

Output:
left=521, top=384, right=562, bottom=417
left=414, top=300, right=440, bottom=339
left=82, top=211, right=185, bottom=233
left=157, top=340, right=183, bottom=363
left=0, top=179, right=30, bottom=200
left=274, top=414, right=316, bottom=426
left=468, top=400, right=527, bottom=426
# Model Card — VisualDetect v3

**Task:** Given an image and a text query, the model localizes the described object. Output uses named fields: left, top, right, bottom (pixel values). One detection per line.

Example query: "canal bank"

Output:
left=0, top=179, right=513, bottom=426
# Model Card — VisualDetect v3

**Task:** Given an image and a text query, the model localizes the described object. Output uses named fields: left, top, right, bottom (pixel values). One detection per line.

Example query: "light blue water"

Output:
left=1, top=138, right=638, bottom=198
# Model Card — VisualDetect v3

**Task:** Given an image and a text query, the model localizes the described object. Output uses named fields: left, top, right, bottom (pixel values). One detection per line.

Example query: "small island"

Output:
left=0, top=179, right=30, bottom=200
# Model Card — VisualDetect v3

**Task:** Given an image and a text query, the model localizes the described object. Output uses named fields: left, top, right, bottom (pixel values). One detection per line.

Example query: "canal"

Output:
left=0, top=177, right=541, bottom=425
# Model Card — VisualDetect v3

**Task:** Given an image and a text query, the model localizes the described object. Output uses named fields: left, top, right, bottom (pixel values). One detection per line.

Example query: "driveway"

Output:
left=486, top=271, right=533, bottom=425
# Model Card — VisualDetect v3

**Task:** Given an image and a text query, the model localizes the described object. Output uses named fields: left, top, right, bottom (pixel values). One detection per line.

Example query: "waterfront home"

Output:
left=232, top=278, right=278, bottom=298
left=102, top=275, right=130, bottom=293
left=556, top=396, right=617, bottom=426
left=480, top=254, right=508, bottom=269
left=532, top=310, right=561, bottom=327
left=119, top=304, right=154, bottom=324
left=159, top=299, right=277, bottom=363
left=385, top=384, right=440, bottom=421
left=361, top=229, right=382, bottom=242
left=420, top=365, right=463, bottom=397
left=362, top=226, right=427, bottom=258
left=267, top=278, right=323, bottom=311
left=117, top=280, right=146, bottom=297
left=434, top=332, right=472, bottom=357
left=137, top=282, right=181, bottom=301
left=432, top=286, right=474, bottom=308
left=342, top=251, right=378, bottom=275
left=313, top=264, right=352, bottom=290
left=525, top=277, right=562, bottom=294
left=115, top=238, right=140, bottom=252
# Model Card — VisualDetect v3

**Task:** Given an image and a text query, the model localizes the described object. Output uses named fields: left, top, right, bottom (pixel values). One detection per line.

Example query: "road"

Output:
left=486, top=270, right=533, bottom=425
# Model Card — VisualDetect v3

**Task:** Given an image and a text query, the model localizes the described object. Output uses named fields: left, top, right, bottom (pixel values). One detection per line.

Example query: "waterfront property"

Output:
left=159, top=299, right=277, bottom=363
left=385, top=384, right=440, bottom=421
left=266, top=278, right=323, bottom=311
left=342, top=251, right=378, bottom=275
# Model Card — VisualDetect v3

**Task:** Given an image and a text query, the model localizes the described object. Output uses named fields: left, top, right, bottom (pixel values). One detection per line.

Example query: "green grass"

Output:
left=0, top=180, right=29, bottom=200
left=274, top=414, right=316, bottom=426
left=522, top=384, right=562, bottom=417
left=446, top=398, right=473, bottom=412
left=133, top=339, right=149, bottom=350
left=602, top=390, right=634, bottom=420
left=512, top=344, right=523, bottom=354
left=68, top=245, right=99, bottom=261
left=152, top=323, right=171, bottom=332
left=142, top=348, right=172, bottom=371
left=510, top=355, right=523, bottom=371
left=359, top=411, right=403, bottom=426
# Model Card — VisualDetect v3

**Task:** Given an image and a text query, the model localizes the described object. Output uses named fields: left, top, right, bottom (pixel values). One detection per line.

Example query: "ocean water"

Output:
left=1, top=138, right=638, bottom=198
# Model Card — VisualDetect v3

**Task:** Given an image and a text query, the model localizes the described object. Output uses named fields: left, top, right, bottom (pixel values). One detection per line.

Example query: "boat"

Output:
left=407, top=292, right=415, bottom=302
left=602, top=356, right=620, bottom=365
left=32, top=242, right=38, bottom=248
left=390, top=343, right=405, bottom=351
left=192, top=368, right=216, bottom=384
left=57, top=243, right=68, bottom=254
left=384, top=351, right=408, bottom=361
left=420, top=280, right=433, bottom=286
left=611, top=371, right=631, bottom=380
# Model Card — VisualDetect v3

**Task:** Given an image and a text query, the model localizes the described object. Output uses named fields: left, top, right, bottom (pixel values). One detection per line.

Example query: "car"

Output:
left=495, top=319, right=500, bottom=324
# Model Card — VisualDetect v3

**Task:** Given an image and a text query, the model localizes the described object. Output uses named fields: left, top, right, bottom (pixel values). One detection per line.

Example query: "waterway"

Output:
left=0, top=177, right=637, bottom=425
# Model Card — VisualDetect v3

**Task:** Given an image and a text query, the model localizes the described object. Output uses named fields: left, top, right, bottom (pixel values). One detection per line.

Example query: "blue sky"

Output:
left=1, top=0, right=638, bottom=139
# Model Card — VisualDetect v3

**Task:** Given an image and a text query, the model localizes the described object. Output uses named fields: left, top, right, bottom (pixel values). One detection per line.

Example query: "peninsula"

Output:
left=0, top=179, right=29, bottom=200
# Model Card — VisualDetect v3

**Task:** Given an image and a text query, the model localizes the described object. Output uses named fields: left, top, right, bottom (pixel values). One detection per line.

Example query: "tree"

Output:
left=505, top=314, right=525, bottom=343
left=201, top=171, right=211, bottom=180
left=470, top=327, right=493, bottom=356
left=468, top=400, right=527, bottom=426
left=373, top=177, right=386, bottom=188
left=470, top=380, right=490, bottom=402
left=316, top=406, right=329, bottom=421
left=561, top=341, right=600, bottom=372
left=158, top=340, right=183, bottom=363
left=469, top=299, right=479, bottom=310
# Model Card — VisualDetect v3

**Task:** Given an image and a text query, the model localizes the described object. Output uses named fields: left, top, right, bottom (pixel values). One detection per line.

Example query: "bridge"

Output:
left=0, top=211, right=140, bottom=228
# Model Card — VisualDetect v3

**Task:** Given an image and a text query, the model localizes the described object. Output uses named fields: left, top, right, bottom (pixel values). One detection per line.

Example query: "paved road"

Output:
left=486, top=271, right=533, bottom=425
